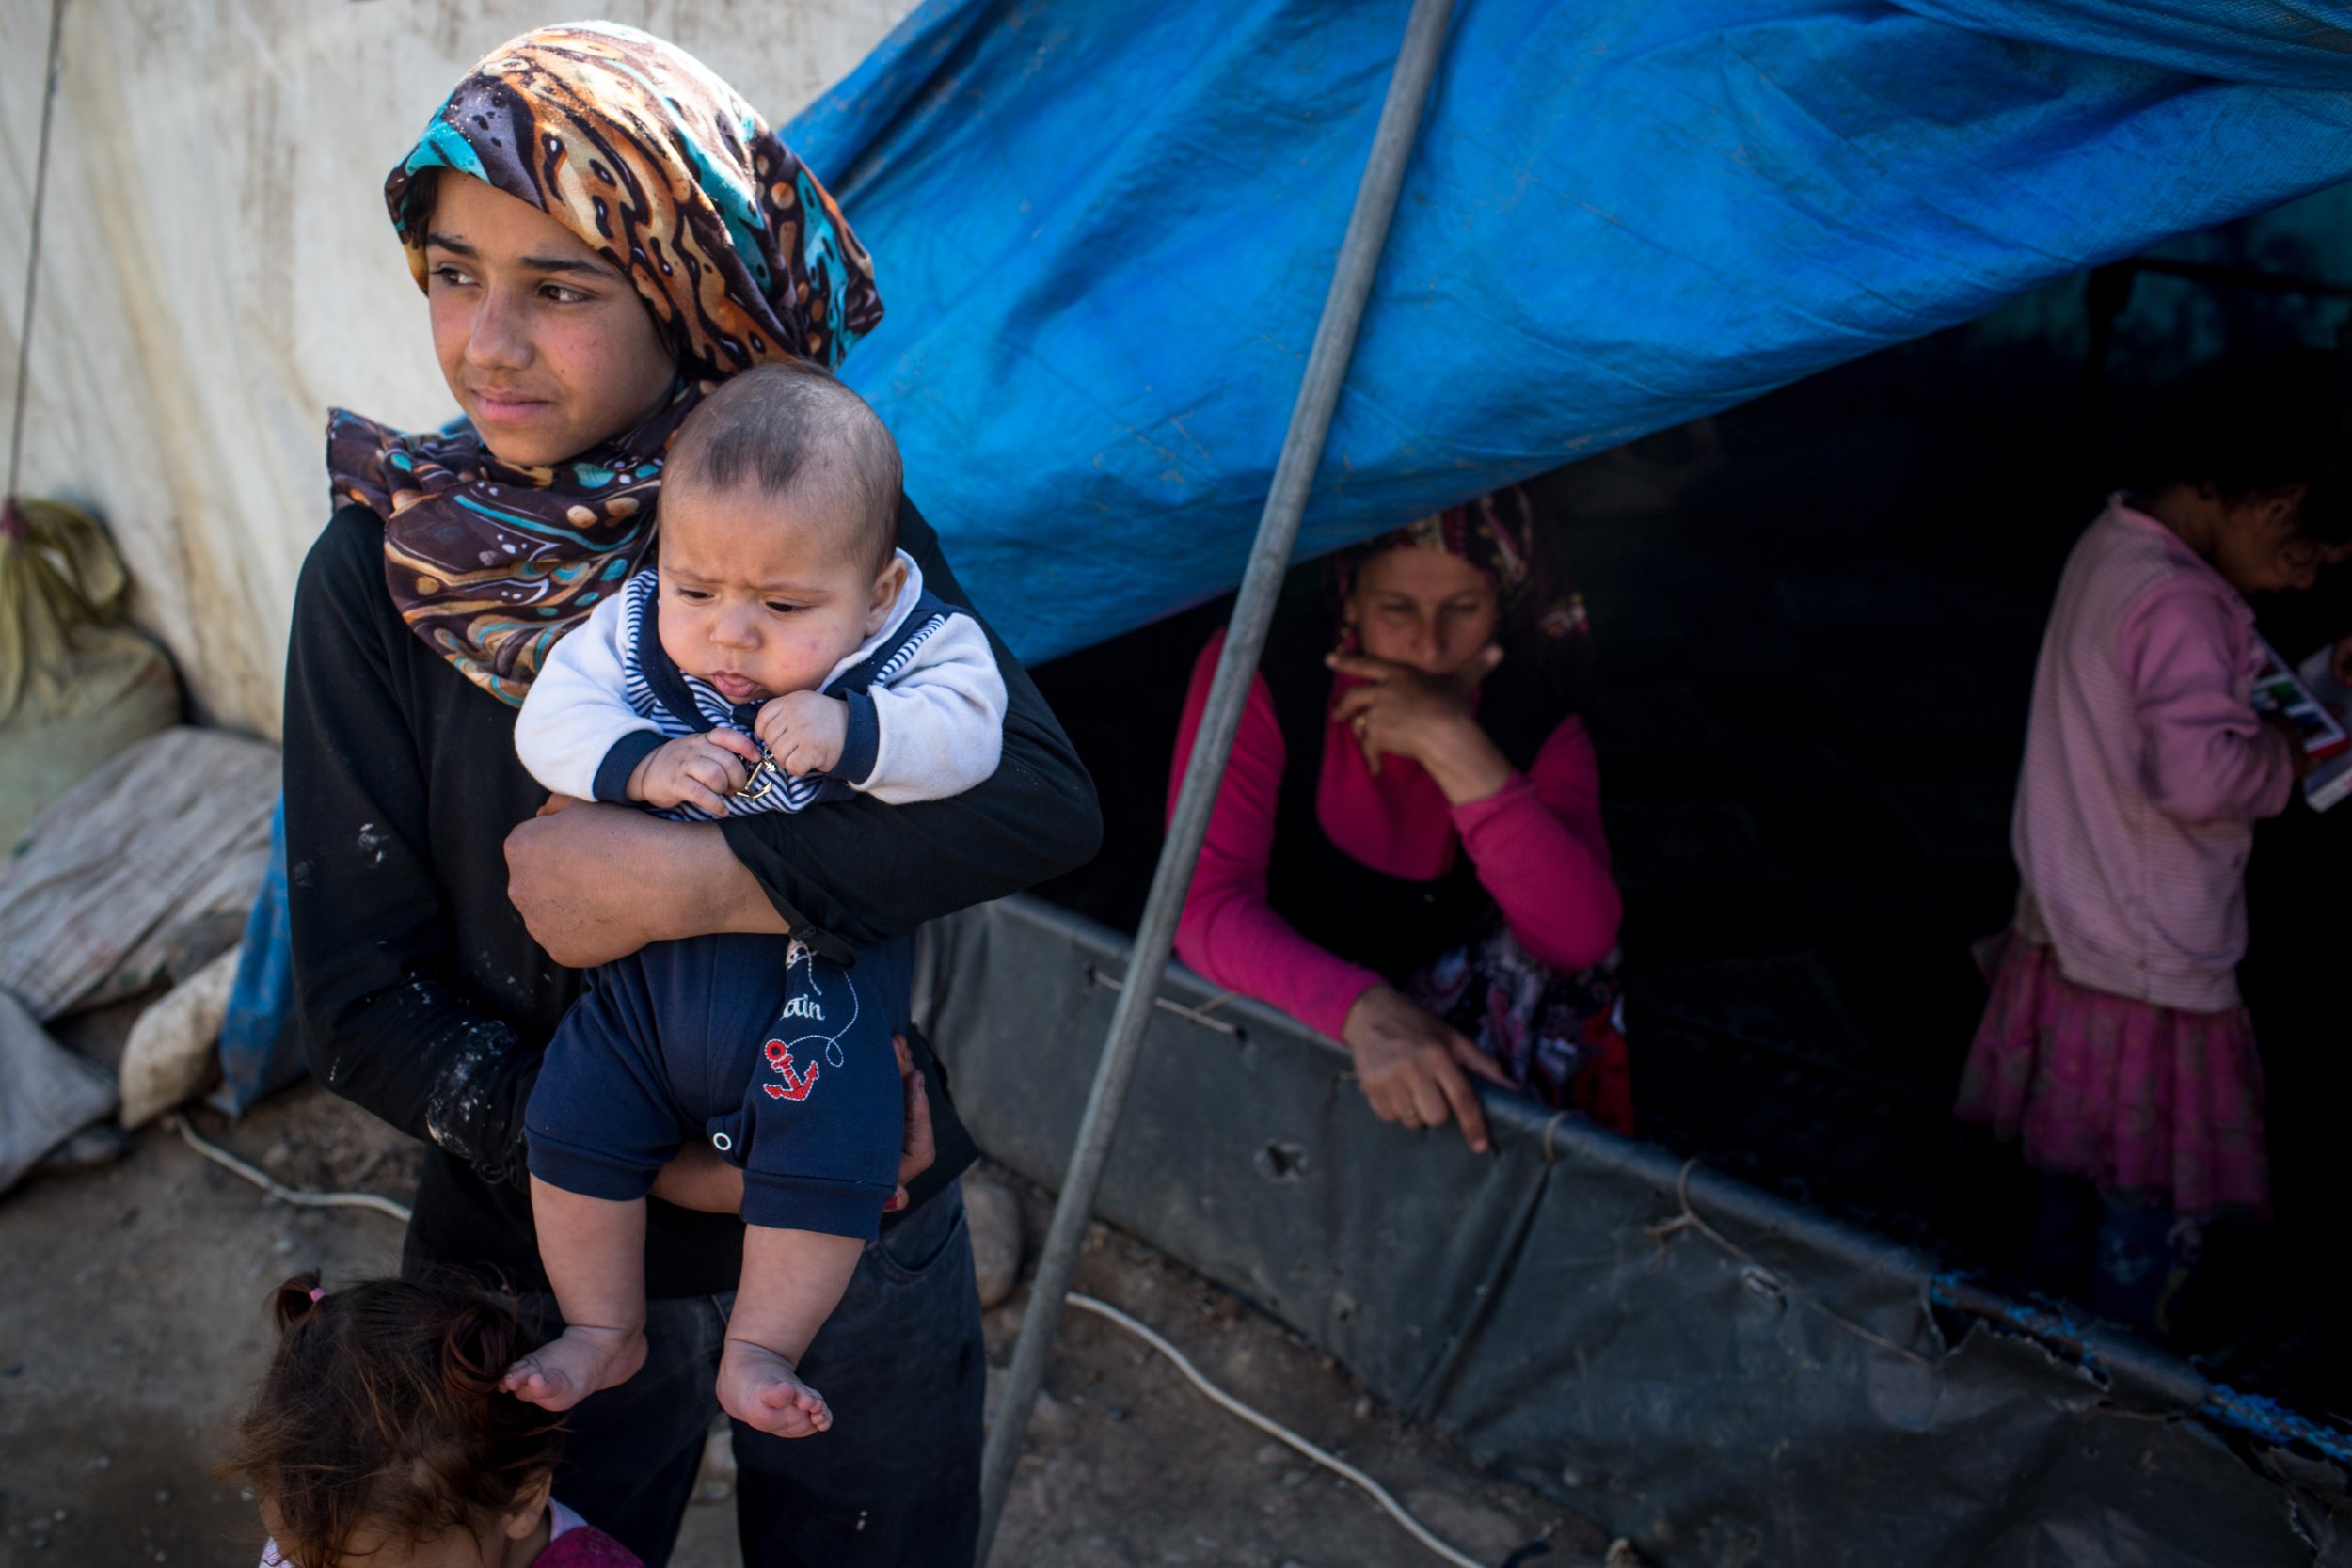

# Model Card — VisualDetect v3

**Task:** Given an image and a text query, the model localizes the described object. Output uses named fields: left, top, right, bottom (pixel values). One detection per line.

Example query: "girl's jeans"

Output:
left=542, top=1184, right=983, bottom=1567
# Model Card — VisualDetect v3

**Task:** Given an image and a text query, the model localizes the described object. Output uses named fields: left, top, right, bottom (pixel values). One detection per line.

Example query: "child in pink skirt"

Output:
left=227, top=1273, right=642, bottom=1568
left=1960, top=353, right=2352, bottom=1335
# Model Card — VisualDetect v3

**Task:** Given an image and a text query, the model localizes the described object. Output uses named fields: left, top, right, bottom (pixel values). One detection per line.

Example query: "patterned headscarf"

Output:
left=1349, top=486, right=1538, bottom=604
left=327, top=23, right=884, bottom=706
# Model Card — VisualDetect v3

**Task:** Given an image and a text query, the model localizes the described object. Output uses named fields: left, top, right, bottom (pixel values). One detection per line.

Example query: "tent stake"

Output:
left=975, top=0, right=1456, bottom=1553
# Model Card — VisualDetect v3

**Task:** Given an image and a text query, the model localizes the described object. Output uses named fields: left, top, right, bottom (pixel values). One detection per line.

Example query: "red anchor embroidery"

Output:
left=763, top=1038, right=819, bottom=1101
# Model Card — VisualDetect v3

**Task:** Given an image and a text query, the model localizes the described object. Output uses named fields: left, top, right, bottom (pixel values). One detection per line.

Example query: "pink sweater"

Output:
left=1170, top=629, right=1621, bottom=1040
left=2012, top=498, right=2296, bottom=1012
left=262, top=1500, right=640, bottom=1568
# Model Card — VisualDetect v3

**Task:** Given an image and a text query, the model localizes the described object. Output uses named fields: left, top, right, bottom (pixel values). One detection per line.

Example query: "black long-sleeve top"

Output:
left=284, top=498, right=1100, bottom=1295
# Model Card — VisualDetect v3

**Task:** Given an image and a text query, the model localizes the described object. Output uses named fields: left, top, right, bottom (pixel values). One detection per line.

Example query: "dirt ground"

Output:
left=1, top=1012, right=1609, bottom=1568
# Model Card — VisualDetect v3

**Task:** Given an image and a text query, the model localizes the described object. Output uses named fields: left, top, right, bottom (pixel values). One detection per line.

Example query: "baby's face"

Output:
left=655, top=479, right=898, bottom=705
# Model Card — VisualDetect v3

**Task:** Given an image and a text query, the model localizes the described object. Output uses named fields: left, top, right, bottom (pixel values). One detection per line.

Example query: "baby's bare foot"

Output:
left=502, top=1324, right=646, bottom=1412
left=719, top=1338, right=833, bottom=1438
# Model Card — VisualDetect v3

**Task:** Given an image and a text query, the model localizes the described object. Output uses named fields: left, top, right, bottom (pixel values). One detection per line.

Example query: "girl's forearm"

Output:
left=648, top=1143, right=748, bottom=1213
left=504, top=805, right=787, bottom=967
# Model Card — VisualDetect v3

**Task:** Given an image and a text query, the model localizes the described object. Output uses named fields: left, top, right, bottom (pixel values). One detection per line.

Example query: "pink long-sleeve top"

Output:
left=1169, top=628, right=1621, bottom=1041
left=2012, top=497, right=2298, bottom=1012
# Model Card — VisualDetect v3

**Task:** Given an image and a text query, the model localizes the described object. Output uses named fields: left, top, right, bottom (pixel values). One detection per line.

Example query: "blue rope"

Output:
left=1929, top=1271, right=2352, bottom=1465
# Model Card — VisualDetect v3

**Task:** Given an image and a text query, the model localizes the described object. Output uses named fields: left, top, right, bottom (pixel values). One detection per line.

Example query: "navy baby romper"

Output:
left=522, top=588, right=950, bottom=1240
left=526, top=929, right=908, bottom=1237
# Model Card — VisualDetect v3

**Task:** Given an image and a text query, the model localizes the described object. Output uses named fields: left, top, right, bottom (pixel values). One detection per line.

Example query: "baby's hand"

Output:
left=629, top=730, right=762, bottom=816
left=755, top=691, right=850, bottom=778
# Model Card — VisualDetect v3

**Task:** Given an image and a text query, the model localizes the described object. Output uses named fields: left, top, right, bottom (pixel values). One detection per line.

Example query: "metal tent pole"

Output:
left=975, top=0, right=1457, bottom=1554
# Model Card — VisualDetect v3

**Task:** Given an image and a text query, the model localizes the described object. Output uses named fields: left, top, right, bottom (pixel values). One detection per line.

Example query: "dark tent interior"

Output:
left=1025, top=190, right=2352, bottom=1430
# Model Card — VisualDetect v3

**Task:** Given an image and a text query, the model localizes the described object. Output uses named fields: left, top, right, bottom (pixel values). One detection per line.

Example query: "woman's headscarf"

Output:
left=326, top=22, right=884, bottom=706
left=1344, top=486, right=1538, bottom=604
left=1343, top=484, right=1591, bottom=659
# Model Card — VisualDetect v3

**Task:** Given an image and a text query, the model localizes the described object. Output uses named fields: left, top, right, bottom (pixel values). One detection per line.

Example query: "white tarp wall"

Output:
left=0, top=0, right=914, bottom=736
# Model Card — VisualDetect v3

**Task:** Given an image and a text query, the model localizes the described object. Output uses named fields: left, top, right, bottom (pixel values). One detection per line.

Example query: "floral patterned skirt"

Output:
left=1956, top=929, right=2269, bottom=1221
left=1406, top=913, right=1632, bottom=1135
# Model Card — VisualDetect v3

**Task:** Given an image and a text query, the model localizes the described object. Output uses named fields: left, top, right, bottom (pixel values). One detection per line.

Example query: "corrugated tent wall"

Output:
left=920, top=896, right=2351, bottom=1568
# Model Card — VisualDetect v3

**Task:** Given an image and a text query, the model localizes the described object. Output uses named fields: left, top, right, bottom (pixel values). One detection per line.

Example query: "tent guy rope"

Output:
left=167, top=1112, right=413, bottom=1224
left=1062, top=1292, right=1489, bottom=1568
left=1647, top=1157, right=1947, bottom=1372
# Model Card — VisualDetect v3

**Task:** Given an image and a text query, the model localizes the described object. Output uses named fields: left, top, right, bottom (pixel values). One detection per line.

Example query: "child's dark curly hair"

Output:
left=220, top=1272, right=564, bottom=1568
left=2139, top=349, right=2352, bottom=547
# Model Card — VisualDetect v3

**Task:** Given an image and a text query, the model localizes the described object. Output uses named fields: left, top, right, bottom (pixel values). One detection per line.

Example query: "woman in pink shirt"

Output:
left=1960, top=353, right=2352, bottom=1333
left=1170, top=489, right=1625, bottom=1152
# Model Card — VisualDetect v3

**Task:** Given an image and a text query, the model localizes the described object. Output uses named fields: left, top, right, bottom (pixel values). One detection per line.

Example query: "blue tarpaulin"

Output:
left=787, top=1, right=2352, bottom=662
left=215, top=799, right=299, bottom=1115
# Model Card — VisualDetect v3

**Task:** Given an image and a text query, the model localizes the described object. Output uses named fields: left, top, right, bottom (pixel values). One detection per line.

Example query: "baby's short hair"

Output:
left=667, top=361, right=903, bottom=575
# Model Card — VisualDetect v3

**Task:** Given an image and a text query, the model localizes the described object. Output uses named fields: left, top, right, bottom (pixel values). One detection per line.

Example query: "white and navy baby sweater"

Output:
left=516, top=551, right=1005, bottom=818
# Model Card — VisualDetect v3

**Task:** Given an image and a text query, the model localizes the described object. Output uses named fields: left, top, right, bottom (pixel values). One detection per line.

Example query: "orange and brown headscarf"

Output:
left=327, top=23, right=883, bottom=706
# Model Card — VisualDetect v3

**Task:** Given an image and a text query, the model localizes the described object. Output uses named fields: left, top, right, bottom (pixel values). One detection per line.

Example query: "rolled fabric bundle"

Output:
left=119, top=944, right=242, bottom=1129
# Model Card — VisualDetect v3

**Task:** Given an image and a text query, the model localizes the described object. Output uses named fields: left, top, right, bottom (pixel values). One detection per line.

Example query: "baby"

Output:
left=503, top=362, right=1004, bottom=1435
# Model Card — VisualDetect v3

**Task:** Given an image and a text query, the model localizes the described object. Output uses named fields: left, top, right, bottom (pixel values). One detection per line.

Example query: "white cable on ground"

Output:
left=169, top=1113, right=415, bottom=1224
left=167, top=1117, right=1490, bottom=1567
left=1065, top=1291, right=1489, bottom=1568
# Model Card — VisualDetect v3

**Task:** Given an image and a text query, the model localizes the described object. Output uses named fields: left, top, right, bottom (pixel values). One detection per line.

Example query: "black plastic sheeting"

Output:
left=916, top=896, right=2352, bottom=1567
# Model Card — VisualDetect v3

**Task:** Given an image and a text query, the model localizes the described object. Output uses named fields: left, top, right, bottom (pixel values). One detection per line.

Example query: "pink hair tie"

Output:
left=309, top=1287, right=326, bottom=1303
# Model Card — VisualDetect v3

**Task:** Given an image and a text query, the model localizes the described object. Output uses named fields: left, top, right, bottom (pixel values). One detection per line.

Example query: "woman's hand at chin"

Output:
left=1340, top=982, right=1510, bottom=1153
left=1327, top=646, right=1513, bottom=803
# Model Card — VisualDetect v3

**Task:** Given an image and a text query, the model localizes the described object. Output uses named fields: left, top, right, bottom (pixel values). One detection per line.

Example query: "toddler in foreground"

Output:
left=229, top=1272, right=640, bottom=1568
left=506, top=363, right=1004, bottom=1433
